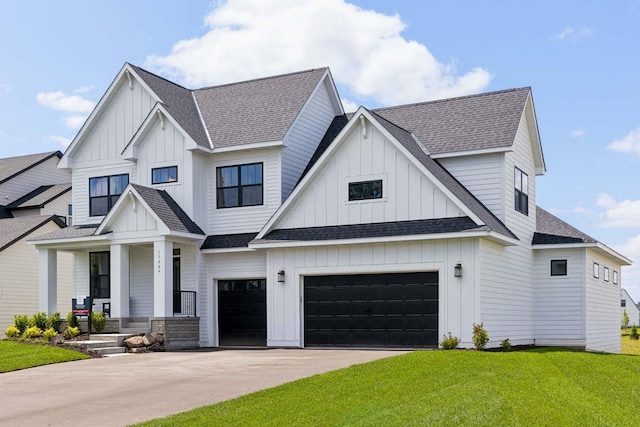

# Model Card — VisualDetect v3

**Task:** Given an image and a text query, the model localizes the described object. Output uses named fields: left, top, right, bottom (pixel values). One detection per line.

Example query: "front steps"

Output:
left=74, top=333, right=131, bottom=356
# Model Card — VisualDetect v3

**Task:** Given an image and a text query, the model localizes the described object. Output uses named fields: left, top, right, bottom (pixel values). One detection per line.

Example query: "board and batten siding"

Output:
left=208, top=148, right=281, bottom=234
left=534, top=248, right=586, bottom=345
left=0, top=222, right=72, bottom=329
left=0, top=156, right=70, bottom=204
left=281, top=79, right=336, bottom=201
left=204, top=251, right=267, bottom=346
left=266, top=238, right=478, bottom=348
left=276, top=122, right=465, bottom=230
left=130, top=245, right=154, bottom=317
left=585, top=249, right=622, bottom=353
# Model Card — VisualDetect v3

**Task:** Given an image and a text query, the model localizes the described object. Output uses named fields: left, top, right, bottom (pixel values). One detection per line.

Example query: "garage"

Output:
left=303, top=272, right=438, bottom=348
left=218, top=279, right=267, bottom=346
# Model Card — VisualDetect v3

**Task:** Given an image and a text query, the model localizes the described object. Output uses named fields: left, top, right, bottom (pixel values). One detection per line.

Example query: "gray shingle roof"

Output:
left=0, top=215, right=66, bottom=251
left=201, top=233, right=258, bottom=250
left=129, top=65, right=210, bottom=149
left=29, top=224, right=99, bottom=241
left=533, top=206, right=597, bottom=245
left=0, top=151, right=61, bottom=184
left=258, top=217, right=483, bottom=242
left=193, top=68, right=327, bottom=148
left=7, top=183, right=71, bottom=209
left=131, top=184, right=204, bottom=235
left=298, top=114, right=349, bottom=184
left=373, top=88, right=530, bottom=155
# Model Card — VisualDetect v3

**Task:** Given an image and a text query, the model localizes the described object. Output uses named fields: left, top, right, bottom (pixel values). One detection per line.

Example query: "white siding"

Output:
left=130, top=246, right=154, bottom=317
left=0, top=156, right=70, bottom=204
left=534, top=248, right=586, bottom=345
left=281, top=80, right=336, bottom=200
left=73, top=252, right=90, bottom=298
left=621, top=289, right=640, bottom=327
left=208, top=148, right=281, bottom=234
left=586, top=249, right=623, bottom=353
left=276, top=123, right=465, bottom=229
left=106, top=196, right=158, bottom=235
left=0, top=222, right=72, bottom=329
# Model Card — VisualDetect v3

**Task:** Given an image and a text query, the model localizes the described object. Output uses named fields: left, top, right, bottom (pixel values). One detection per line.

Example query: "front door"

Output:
left=218, top=279, right=267, bottom=346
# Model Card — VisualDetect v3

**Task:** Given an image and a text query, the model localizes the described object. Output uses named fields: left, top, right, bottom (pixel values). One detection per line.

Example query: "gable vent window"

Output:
left=550, top=259, right=567, bottom=276
left=217, top=163, right=263, bottom=208
left=349, top=180, right=383, bottom=201
left=89, top=174, right=129, bottom=216
left=152, top=166, right=178, bottom=184
left=514, top=167, right=529, bottom=215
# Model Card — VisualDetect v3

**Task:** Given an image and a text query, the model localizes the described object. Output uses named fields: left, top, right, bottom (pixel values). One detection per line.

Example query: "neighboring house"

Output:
left=621, top=289, right=640, bottom=327
left=31, top=63, right=631, bottom=352
left=0, top=152, right=73, bottom=329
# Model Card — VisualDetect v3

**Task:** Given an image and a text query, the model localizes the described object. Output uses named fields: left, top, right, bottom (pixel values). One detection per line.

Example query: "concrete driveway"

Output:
left=0, top=349, right=406, bottom=426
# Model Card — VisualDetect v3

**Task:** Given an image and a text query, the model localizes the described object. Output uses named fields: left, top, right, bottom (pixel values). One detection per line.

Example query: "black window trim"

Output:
left=622, top=299, right=627, bottom=307
left=89, top=251, right=110, bottom=299
left=89, top=173, right=129, bottom=217
left=151, top=165, right=179, bottom=185
left=514, top=166, right=529, bottom=215
left=550, top=259, right=568, bottom=277
left=216, top=162, right=264, bottom=209
left=348, top=179, right=384, bottom=202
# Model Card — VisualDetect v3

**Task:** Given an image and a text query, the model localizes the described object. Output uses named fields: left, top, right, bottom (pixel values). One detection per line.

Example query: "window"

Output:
left=89, top=174, right=129, bottom=216
left=614, top=271, right=619, bottom=285
left=593, top=262, right=599, bottom=279
left=68, top=204, right=72, bottom=226
left=349, top=180, right=383, bottom=201
left=514, top=167, right=529, bottom=215
left=173, top=248, right=181, bottom=314
left=216, top=163, right=263, bottom=208
left=152, top=166, right=178, bottom=184
left=622, top=299, right=627, bottom=308
left=604, top=267, right=610, bottom=282
left=90, top=252, right=110, bottom=299
left=550, top=260, right=567, bottom=276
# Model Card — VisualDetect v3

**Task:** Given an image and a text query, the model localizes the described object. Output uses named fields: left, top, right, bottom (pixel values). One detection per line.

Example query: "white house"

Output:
left=0, top=151, right=73, bottom=329
left=31, top=63, right=631, bottom=352
left=621, top=289, right=640, bottom=327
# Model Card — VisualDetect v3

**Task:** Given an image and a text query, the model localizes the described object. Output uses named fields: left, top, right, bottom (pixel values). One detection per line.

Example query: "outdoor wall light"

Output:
left=454, top=263, right=462, bottom=278
left=277, top=269, right=286, bottom=283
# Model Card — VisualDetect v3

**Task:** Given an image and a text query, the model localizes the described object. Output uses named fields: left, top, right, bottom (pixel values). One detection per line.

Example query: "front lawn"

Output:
left=138, top=348, right=640, bottom=427
left=0, top=340, right=89, bottom=373
left=621, top=328, right=640, bottom=355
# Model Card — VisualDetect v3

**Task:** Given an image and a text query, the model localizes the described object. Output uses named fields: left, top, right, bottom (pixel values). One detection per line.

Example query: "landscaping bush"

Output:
left=47, top=312, right=62, bottom=331
left=500, top=338, right=512, bottom=352
left=63, top=326, right=80, bottom=339
left=42, top=328, right=58, bottom=342
left=440, top=332, right=460, bottom=349
left=21, top=326, right=43, bottom=340
left=29, top=312, right=49, bottom=330
left=91, top=312, right=106, bottom=332
left=5, top=326, right=20, bottom=339
left=631, top=326, right=639, bottom=340
left=623, top=309, right=630, bottom=328
left=472, top=322, right=489, bottom=350
left=66, top=312, right=78, bottom=328
left=13, top=314, right=29, bottom=334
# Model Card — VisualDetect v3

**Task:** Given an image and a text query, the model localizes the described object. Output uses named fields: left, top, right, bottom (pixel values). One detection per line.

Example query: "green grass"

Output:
left=137, top=349, right=640, bottom=427
left=0, top=340, right=89, bottom=373
left=621, top=327, right=640, bottom=355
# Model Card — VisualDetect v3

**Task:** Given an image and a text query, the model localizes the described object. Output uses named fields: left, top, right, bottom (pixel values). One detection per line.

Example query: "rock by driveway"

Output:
left=0, top=349, right=406, bottom=426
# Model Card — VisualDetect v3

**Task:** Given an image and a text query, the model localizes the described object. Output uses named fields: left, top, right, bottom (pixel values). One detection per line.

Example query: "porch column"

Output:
left=153, top=240, right=173, bottom=317
left=38, top=249, right=57, bottom=314
left=110, top=244, right=130, bottom=318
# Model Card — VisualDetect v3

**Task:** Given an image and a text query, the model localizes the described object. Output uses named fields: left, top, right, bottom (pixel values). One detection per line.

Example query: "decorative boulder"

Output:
left=124, top=335, right=146, bottom=348
left=147, top=342, right=164, bottom=352
left=150, top=332, right=164, bottom=344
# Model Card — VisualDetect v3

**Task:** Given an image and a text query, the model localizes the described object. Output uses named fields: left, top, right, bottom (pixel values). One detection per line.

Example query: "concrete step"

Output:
left=93, top=346, right=127, bottom=356
left=89, top=333, right=131, bottom=346
left=73, top=340, right=116, bottom=350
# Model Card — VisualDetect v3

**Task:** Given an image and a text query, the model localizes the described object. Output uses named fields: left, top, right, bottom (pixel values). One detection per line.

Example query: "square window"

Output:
left=550, top=260, right=567, bottom=276
left=216, top=163, right=263, bottom=208
left=349, top=180, right=383, bottom=201
left=514, top=167, right=529, bottom=215
left=593, top=262, right=599, bottom=279
left=604, top=267, right=609, bottom=282
left=152, top=166, right=178, bottom=184
left=622, top=299, right=627, bottom=308
left=89, top=173, right=129, bottom=216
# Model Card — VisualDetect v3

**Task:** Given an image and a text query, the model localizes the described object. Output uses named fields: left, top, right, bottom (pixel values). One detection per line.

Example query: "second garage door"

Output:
left=304, top=272, right=438, bottom=348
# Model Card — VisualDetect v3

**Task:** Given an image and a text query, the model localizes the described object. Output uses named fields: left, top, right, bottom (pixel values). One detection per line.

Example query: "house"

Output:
left=31, top=63, right=631, bottom=352
left=0, top=151, right=73, bottom=329
left=621, top=289, right=639, bottom=327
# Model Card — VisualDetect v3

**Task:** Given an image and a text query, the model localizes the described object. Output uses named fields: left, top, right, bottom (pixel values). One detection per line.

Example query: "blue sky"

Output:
left=1, top=1, right=640, bottom=298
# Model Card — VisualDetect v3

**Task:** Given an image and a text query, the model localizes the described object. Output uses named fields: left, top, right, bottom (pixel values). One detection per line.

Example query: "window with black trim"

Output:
left=349, top=180, right=383, bottom=201
left=593, top=262, right=600, bottom=279
left=614, top=270, right=619, bottom=285
left=622, top=299, right=626, bottom=307
left=514, top=167, right=529, bottom=215
left=604, top=267, right=609, bottom=282
left=90, top=252, right=110, bottom=299
left=216, top=163, right=263, bottom=208
left=550, top=259, right=567, bottom=276
left=152, top=166, right=178, bottom=184
left=89, top=174, right=129, bottom=216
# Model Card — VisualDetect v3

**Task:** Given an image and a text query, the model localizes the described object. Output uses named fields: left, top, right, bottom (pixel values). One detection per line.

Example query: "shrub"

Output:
left=47, top=312, right=62, bottom=331
left=472, top=322, right=490, bottom=350
left=66, top=312, right=78, bottom=328
left=5, top=326, right=20, bottom=339
left=631, top=326, right=639, bottom=340
left=29, top=312, right=48, bottom=330
left=623, top=309, right=630, bottom=328
left=440, top=332, right=460, bottom=350
left=13, top=314, right=29, bottom=334
left=42, top=328, right=58, bottom=342
left=91, top=312, right=106, bottom=332
left=500, top=338, right=512, bottom=352
left=63, top=326, right=80, bottom=339
left=21, top=326, right=43, bottom=340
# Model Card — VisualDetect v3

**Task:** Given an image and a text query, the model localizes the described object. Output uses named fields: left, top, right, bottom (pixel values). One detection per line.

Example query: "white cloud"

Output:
left=48, top=135, right=72, bottom=148
left=570, top=129, right=585, bottom=138
left=146, top=0, right=491, bottom=106
left=74, top=86, right=93, bottom=94
left=341, top=98, right=358, bottom=113
left=36, top=91, right=95, bottom=113
left=597, top=193, right=640, bottom=228
left=64, top=115, right=88, bottom=129
left=555, top=26, right=593, bottom=41
left=608, top=128, right=640, bottom=155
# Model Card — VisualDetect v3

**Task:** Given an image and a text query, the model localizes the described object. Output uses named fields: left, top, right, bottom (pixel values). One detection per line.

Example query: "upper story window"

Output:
left=593, top=262, right=600, bottom=279
left=604, top=267, right=610, bottom=282
left=514, top=167, right=529, bottom=215
left=89, top=174, right=129, bottom=216
left=216, top=163, right=263, bottom=208
left=152, top=166, right=178, bottom=184
left=349, top=180, right=383, bottom=201
left=614, top=270, right=619, bottom=285
left=550, top=259, right=567, bottom=276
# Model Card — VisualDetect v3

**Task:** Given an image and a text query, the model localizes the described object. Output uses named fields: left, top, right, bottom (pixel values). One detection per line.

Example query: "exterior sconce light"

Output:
left=454, top=263, right=462, bottom=278
left=277, top=269, right=286, bottom=283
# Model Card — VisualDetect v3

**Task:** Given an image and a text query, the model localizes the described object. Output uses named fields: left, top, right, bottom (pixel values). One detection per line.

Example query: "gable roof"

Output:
left=193, top=68, right=329, bottom=148
left=0, top=215, right=66, bottom=252
left=29, top=224, right=99, bottom=242
left=7, top=183, right=71, bottom=209
left=533, top=206, right=597, bottom=245
left=0, top=151, right=61, bottom=184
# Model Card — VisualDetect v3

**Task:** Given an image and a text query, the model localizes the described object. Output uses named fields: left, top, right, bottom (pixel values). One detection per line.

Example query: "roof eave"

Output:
left=533, top=242, right=632, bottom=266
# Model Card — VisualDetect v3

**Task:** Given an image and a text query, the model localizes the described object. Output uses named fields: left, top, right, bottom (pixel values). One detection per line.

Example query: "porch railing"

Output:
left=173, top=291, right=197, bottom=317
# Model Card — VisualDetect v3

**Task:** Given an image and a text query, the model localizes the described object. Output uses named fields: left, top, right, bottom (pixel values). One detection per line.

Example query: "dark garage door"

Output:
left=218, top=279, right=266, bottom=346
left=304, top=272, right=438, bottom=348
